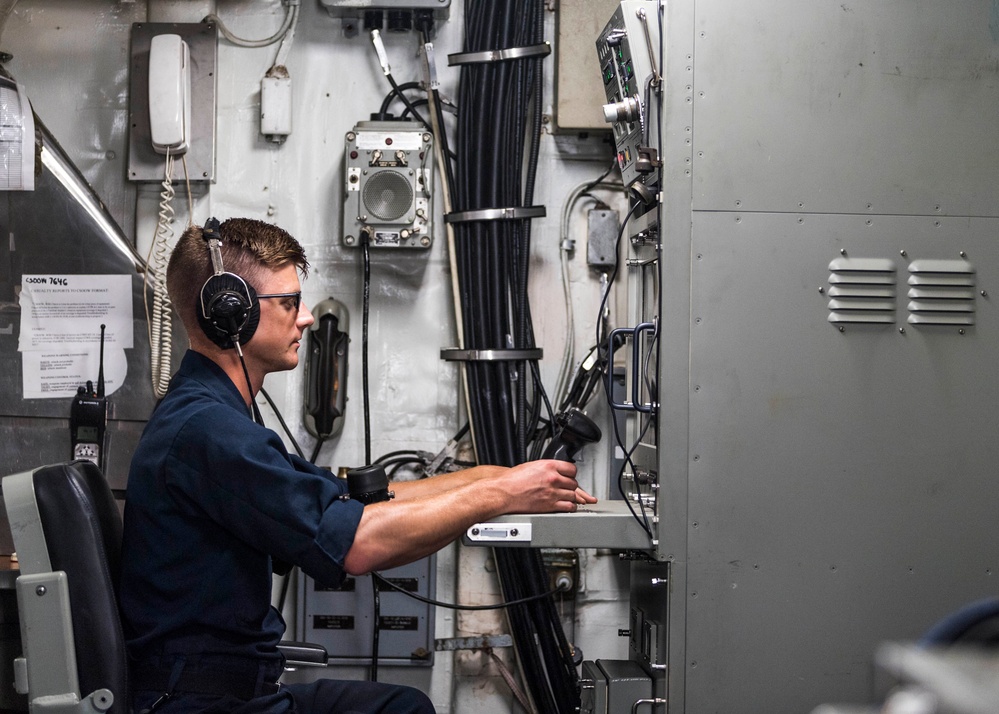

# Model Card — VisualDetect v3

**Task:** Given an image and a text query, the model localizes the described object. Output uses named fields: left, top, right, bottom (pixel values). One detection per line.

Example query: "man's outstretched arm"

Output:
left=343, top=459, right=594, bottom=574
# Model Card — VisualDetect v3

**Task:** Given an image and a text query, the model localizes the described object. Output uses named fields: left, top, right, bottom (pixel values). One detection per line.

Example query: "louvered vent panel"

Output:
left=907, top=259, right=976, bottom=326
left=827, top=257, right=896, bottom=324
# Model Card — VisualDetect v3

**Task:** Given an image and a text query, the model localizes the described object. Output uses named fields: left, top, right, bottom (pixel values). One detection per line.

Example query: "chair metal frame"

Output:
left=4, top=464, right=116, bottom=713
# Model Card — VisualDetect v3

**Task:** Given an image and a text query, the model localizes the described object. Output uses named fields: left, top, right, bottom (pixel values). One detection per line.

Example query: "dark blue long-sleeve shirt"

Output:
left=120, top=350, right=364, bottom=670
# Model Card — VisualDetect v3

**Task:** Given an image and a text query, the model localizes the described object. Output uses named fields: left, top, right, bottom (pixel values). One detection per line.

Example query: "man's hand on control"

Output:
left=497, top=459, right=598, bottom=514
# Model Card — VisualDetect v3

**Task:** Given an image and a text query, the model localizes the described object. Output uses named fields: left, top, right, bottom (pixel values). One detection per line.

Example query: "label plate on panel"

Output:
left=465, top=522, right=532, bottom=543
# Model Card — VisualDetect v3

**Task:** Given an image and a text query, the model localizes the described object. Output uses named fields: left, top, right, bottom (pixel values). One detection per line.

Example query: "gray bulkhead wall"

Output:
left=656, top=1, right=999, bottom=712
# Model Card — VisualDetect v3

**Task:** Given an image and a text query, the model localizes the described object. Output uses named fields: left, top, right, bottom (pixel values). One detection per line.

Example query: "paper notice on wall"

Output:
left=21, top=348, right=129, bottom=399
left=18, top=274, right=133, bottom=398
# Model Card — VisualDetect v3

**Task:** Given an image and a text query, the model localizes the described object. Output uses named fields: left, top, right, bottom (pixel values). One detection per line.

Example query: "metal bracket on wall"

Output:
left=443, top=206, right=546, bottom=224
left=440, top=348, right=543, bottom=362
left=447, top=42, right=551, bottom=66
left=435, top=634, right=513, bottom=652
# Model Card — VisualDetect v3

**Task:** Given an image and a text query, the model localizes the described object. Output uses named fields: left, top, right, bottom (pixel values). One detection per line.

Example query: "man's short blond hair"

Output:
left=167, top=218, right=309, bottom=333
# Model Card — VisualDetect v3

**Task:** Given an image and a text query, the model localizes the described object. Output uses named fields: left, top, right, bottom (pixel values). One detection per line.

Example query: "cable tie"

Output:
left=447, top=41, right=551, bottom=66
left=440, top=348, right=543, bottom=362
left=444, top=205, right=546, bottom=224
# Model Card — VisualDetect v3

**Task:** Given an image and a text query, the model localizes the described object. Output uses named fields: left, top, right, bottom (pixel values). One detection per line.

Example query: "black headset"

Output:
left=197, top=217, right=260, bottom=350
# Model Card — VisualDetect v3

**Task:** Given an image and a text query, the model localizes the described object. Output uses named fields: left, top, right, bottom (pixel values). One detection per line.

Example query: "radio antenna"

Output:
left=97, top=323, right=106, bottom=398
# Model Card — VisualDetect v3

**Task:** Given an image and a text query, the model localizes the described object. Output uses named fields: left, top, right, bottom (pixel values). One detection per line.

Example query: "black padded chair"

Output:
left=3, top=460, right=327, bottom=714
left=3, top=460, right=125, bottom=713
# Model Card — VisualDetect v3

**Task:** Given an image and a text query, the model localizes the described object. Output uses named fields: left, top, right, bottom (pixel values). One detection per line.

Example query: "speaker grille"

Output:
left=363, top=170, right=414, bottom=222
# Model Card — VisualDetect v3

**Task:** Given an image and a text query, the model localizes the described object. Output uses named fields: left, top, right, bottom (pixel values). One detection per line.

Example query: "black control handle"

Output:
left=541, top=408, right=602, bottom=463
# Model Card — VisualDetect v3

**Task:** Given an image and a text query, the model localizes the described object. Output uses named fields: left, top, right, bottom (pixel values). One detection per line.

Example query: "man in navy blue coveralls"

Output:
left=120, top=218, right=595, bottom=714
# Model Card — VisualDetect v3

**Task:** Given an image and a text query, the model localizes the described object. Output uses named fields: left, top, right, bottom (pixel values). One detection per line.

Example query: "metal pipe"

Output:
left=631, top=698, right=668, bottom=714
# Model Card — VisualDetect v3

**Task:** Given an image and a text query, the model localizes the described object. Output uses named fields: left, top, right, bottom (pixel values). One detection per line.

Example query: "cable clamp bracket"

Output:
left=435, top=634, right=514, bottom=652
left=441, top=348, right=543, bottom=362
left=422, top=41, right=440, bottom=90
left=444, top=205, right=546, bottom=225
left=447, top=41, right=551, bottom=66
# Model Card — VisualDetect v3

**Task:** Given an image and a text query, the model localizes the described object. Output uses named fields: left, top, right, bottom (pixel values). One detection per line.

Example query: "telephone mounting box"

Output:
left=128, top=22, right=217, bottom=183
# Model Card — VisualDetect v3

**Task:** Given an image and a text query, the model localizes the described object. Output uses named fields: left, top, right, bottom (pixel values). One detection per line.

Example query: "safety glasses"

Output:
left=257, top=291, right=302, bottom=311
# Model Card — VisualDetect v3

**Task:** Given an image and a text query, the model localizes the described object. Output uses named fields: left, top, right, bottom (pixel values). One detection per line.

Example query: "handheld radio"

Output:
left=70, top=323, right=108, bottom=472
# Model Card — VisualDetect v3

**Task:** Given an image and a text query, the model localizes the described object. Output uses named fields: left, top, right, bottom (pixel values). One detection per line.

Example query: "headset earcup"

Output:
left=197, top=273, right=260, bottom=349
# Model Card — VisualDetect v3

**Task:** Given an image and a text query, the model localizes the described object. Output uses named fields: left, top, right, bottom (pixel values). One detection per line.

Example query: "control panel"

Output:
left=299, top=557, right=436, bottom=666
left=342, top=121, right=434, bottom=249
left=596, top=1, right=661, bottom=191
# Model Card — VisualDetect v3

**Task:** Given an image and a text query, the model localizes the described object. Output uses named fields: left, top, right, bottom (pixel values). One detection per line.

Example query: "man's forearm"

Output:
left=345, top=480, right=507, bottom=573
left=390, top=464, right=506, bottom=501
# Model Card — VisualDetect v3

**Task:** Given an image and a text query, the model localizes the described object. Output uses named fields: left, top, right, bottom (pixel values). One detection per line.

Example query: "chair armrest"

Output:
left=278, top=641, right=328, bottom=668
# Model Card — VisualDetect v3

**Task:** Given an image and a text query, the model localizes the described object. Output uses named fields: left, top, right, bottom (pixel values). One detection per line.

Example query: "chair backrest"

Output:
left=4, top=461, right=127, bottom=713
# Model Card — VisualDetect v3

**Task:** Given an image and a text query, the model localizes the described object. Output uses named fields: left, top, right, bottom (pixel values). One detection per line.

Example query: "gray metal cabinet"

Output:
left=653, top=2, right=999, bottom=712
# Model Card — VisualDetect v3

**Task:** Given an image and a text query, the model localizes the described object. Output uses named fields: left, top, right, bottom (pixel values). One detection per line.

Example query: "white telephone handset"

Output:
left=148, top=33, right=191, bottom=155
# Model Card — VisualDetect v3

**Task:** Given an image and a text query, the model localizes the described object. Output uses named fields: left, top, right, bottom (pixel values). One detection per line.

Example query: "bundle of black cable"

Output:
left=443, top=2, right=581, bottom=713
